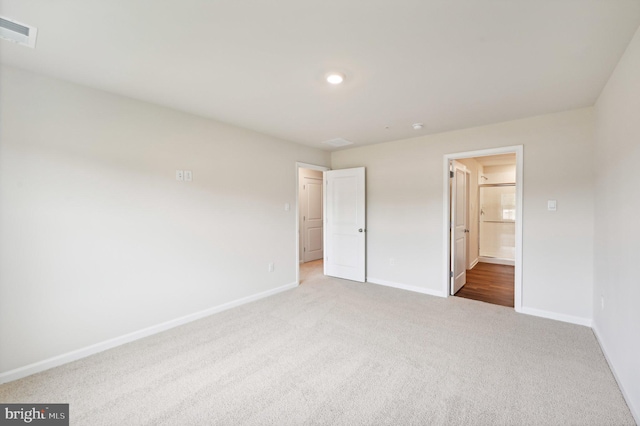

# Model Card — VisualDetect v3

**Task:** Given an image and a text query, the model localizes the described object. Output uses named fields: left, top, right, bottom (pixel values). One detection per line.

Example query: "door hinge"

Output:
left=303, top=185, right=306, bottom=190
left=450, top=170, right=454, bottom=178
left=304, top=247, right=306, bottom=252
left=303, top=216, right=306, bottom=221
left=450, top=271, right=454, bottom=278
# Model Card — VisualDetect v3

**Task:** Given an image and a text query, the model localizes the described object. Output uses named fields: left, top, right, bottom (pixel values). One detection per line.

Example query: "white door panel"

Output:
left=307, top=227, right=323, bottom=252
left=451, top=161, right=468, bottom=294
left=324, top=167, right=366, bottom=282
left=303, top=176, right=323, bottom=262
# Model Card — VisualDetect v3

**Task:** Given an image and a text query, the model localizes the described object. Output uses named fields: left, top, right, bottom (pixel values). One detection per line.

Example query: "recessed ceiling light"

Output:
left=412, top=123, right=424, bottom=130
left=326, top=73, right=345, bottom=85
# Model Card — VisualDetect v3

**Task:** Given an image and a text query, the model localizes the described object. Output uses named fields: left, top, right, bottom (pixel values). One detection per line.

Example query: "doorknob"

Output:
left=358, top=228, right=364, bottom=232
left=464, top=229, right=470, bottom=233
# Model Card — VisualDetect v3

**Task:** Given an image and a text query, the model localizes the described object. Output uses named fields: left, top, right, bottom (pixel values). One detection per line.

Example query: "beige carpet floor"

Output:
left=0, top=260, right=634, bottom=425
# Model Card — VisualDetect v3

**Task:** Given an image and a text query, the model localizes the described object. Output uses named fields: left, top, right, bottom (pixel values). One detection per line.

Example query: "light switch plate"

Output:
left=176, top=170, right=184, bottom=181
left=547, top=200, right=557, bottom=211
left=184, top=170, right=192, bottom=181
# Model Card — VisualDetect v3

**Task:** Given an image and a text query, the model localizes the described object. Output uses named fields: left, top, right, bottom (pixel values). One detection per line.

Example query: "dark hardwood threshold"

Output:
left=455, top=262, right=515, bottom=308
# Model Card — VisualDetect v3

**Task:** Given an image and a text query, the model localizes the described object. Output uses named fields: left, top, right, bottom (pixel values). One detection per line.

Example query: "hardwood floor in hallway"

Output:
left=454, top=262, right=515, bottom=308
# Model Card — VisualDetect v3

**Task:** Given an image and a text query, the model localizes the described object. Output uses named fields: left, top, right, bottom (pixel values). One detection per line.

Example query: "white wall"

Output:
left=482, top=164, right=516, bottom=184
left=593, top=25, right=640, bottom=422
left=332, top=108, right=595, bottom=322
left=0, top=66, right=330, bottom=376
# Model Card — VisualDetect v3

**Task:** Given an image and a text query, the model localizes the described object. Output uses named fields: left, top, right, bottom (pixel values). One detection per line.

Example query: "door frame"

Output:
left=295, top=162, right=330, bottom=285
left=442, top=145, right=523, bottom=311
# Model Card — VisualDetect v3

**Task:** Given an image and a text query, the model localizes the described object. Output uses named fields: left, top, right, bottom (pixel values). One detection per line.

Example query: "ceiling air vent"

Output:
left=0, top=16, right=37, bottom=48
left=323, top=138, right=353, bottom=147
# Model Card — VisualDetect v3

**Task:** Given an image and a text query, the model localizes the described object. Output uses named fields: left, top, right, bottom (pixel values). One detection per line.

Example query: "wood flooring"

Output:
left=455, top=262, right=515, bottom=308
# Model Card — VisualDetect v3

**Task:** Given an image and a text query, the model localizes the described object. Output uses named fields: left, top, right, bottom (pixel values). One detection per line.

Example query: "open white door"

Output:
left=451, top=160, right=468, bottom=294
left=324, top=167, right=366, bottom=282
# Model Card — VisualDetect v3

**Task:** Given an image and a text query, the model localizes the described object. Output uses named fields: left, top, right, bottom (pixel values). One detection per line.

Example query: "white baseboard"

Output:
left=518, top=306, right=592, bottom=327
left=479, top=257, right=515, bottom=266
left=367, top=277, right=446, bottom=298
left=469, top=258, right=479, bottom=269
left=0, top=281, right=298, bottom=385
left=592, top=324, right=640, bottom=425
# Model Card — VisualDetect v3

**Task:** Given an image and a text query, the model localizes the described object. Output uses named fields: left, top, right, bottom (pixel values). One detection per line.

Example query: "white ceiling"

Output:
left=2, top=1, right=639, bottom=151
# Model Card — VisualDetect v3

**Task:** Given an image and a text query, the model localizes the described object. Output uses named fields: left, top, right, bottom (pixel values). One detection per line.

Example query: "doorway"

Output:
left=295, top=163, right=367, bottom=285
left=443, top=146, right=523, bottom=311
left=296, top=163, right=329, bottom=284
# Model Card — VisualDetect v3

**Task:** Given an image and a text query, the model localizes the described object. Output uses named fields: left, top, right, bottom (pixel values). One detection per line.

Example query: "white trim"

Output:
left=468, top=258, right=479, bottom=269
left=443, top=145, right=523, bottom=311
left=592, top=324, right=640, bottom=425
left=295, top=162, right=330, bottom=285
left=479, top=257, right=515, bottom=266
left=296, top=162, right=330, bottom=170
left=518, top=306, right=592, bottom=327
left=0, top=281, right=298, bottom=385
left=367, top=277, right=447, bottom=298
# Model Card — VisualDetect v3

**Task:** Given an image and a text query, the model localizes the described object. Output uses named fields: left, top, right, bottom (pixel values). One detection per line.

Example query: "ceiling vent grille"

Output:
left=323, top=138, right=354, bottom=147
left=0, top=16, right=37, bottom=48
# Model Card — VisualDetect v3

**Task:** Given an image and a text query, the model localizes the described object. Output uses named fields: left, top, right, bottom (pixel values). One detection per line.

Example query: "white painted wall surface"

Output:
left=332, top=108, right=595, bottom=321
left=482, top=164, right=516, bottom=184
left=0, top=66, right=330, bottom=375
left=594, top=25, right=640, bottom=423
